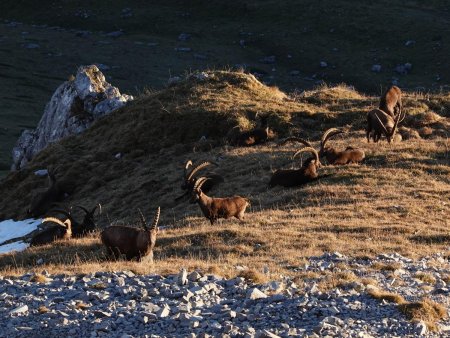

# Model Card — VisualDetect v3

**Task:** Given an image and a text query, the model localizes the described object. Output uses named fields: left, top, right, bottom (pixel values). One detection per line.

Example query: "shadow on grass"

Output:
left=410, top=235, right=450, bottom=245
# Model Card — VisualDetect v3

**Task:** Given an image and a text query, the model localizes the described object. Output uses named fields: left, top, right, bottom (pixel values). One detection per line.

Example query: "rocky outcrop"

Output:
left=11, top=65, right=133, bottom=170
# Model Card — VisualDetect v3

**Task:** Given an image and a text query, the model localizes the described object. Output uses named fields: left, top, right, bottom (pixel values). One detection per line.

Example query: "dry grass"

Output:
left=368, top=288, right=447, bottom=330
left=371, top=262, right=403, bottom=272
left=415, top=272, right=437, bottom=284
left=0, top=74, right=448, bottom=280
left=367, top=288, right=406, bottom=304
left=29, top=273, right=50, bottom=283
left=399, top=299, right=447, bottom=331
left=38, top=305, right=49, bottom=314
left=238, top=268, right=268, bottom=284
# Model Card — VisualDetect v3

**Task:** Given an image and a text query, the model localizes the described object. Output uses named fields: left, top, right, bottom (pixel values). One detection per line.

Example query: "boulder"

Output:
left=11, top=65, right=133, bottom=170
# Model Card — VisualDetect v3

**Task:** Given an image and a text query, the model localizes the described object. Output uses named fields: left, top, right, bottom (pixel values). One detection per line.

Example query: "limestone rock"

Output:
left=11, top=65, right=133, bottom=170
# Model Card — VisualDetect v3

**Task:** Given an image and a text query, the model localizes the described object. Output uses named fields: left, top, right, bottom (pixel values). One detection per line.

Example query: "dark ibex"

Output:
left=29, top=217, right=72, bottom=246
left=379, top=85, right=403, bottom=120
left=279, top=128, right=365, bottom=165
left=53, top=204, right=101, bottom=237
left=190, top=177, right=249, bottom=225
left=269, top=147, right=321, bottom=187
left=100, top=207, right=160, bottom=261
left=28, top=167, right=65, bottom=217
left=367, top=108, right=402, bottom=143
left=175, top=160, right=223, bottom=201
left=229, top=114, right=273, bottom=146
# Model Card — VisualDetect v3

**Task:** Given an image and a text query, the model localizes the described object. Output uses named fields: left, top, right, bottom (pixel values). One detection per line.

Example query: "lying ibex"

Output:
left=28, top=167, right=65, bottom=217
left=229, top=114, right=272, bottom=146
left=367, top=108, right=401, bottom=143
left=190, top=177, right=249, bottom=225
left=53, top=204, right=101, bottom=237
left=269, top=147, right=321, bottom=187
left=175, top=160, right=224, bottom=201
left=100, top=207, right=160, bottom=261
left=29, top=217, right=72, bottom=246
left=279, top=128, right=365, bottom=165
left=379, top=85, right=403, bottom=120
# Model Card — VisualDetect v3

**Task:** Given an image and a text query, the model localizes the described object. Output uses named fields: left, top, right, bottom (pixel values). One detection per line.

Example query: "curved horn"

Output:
left=138, top=208, right=147, bottom=229
left=293, top=147, right=320, bottom=166
left=277, top=137, right=313, bottom=147
left=320, top=128, right=343, bottom=153
left=42, top=216, right=70, bottom=228
left=184, top=160, right=193, bottom=180
left=390, top=109, right=402, bottom=139
left=373, top=110, right=389, bottom=136
left=186, top=161, right=217, bottom=183
left=150, top=207, right=160, bottom=230
left=89, top=203, right=102, bottom=215
left=193, top=176, right=210, bottom=192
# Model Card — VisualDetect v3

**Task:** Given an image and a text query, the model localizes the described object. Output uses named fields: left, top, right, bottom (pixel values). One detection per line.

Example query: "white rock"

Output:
left=246, top=288, right=267, bottom=300
left=9, top=304, right=28, bottom=315
left=178, top=268, right=188, bottom=286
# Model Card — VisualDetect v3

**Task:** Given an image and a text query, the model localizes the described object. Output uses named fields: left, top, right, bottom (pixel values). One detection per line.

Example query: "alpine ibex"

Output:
left=379, top=85, right=403, bottom=120
left=228, top=114, right=273, bottom=146
left=269, top=147, right=321, bottom=187
left=175, top=160, right=224, bottom=201
left=28, top=167, right=65, bottom=217
left=53, top=204, right=101, bottom=237
left=190, top=177, right=249, bottom=225
left=279, top=128, right=365, bottom=165
left=29, top=217, right=72, bottom=246
left=100, top=207, right=160, bottom=261
left=367, top=108, right=401, bottom=143
left=319, top=128, right=365, bottom=164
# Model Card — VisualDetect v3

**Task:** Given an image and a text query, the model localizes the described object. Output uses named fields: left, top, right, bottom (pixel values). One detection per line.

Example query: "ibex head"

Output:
left=374, top=110, right=402, bottom=143
left=190, top=177, right=209, bottom=203
left=138, top=206, right=161, bottom=232
left=320, top=128, right=344, bottom=154
left=293, top=147, right=321, bottom=168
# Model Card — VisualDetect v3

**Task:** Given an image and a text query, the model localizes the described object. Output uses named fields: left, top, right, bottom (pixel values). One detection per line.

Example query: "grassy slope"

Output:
left=0, top=0, right=449, bottom=174
left=0, top=71, right=448, bottom=278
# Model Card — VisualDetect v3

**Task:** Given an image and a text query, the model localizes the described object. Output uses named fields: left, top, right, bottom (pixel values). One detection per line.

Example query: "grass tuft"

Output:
left=238, top=268, right=268, bottom=284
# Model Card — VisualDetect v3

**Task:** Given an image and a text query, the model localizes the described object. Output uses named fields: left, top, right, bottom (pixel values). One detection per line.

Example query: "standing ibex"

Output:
left=175, top=160, right=224, bottom=201
left=228, top=114, right=273, bottom=146
left=269, top=147, right=321, bottom=188
left=367, top=108, right=402, bottom=143
left=53, top=204, right=101, bottom=237
left=279, top=128, right=365, bottom=165
left=28, top=167, right=65, bottom=217
left=29, top=217, right=72, bottom=246
left=379, top=85, right=403, bottom=120
left=190, top=177, right=249, bottom=225
left=100, top=207, right=160, bottom=261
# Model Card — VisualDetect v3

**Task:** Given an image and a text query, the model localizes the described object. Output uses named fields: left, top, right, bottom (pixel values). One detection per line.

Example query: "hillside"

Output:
left=0, top=71, right=448, bottom=280
left=0, top=0, right=449, bottom=174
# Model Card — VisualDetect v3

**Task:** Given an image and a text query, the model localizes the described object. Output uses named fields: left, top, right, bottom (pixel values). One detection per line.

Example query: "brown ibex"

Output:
left=367, top=108, right=401, bottom=143
left=190, top=177, right=249, bottom=225
left=269, top=147, right=321, bottom=187
left=53, top=204, right=101, bottom=237
left=175, top=160, right=224, bottom=201
left=29, top=217, right=72, bottom=246
left=100, top=207, right=160, bottom=261
left=379, top=85, right=403, bottom=120
left=229, top=114, right=273, bottom=146
left=279, top=128, right=365, bottom=165
left=28, top=167, right=65, bottom=217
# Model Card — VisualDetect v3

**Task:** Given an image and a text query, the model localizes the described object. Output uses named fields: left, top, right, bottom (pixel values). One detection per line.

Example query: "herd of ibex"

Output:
left=25, top=86, right=406, bottom=262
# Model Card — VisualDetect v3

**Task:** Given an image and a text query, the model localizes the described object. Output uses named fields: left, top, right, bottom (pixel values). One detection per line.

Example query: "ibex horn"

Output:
left=293, top=147, right=321, bottom=166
